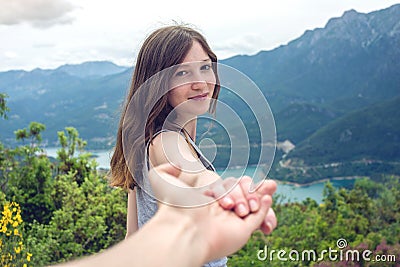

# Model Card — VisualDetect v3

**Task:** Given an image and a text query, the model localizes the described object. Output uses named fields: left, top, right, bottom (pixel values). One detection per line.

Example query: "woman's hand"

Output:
left=206, top=176, right=277, bottom=234
left=148, top=163, right=277, bottom=262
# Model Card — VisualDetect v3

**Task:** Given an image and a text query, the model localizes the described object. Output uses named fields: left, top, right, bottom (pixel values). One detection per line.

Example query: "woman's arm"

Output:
left=149, top=131, right=220, bottom=186
left=125, top=188, right=138, bottom=238
left=149, top=131, right=253, bottom=216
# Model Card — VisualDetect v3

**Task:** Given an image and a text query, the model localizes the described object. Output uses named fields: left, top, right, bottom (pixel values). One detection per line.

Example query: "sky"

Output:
left=0, top=0, right=399, bottom=72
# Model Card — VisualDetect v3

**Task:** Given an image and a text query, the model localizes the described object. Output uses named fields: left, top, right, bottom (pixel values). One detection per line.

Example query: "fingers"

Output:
left=254, top=179, right=277, bottom=196
left=236, top=178, right=277, bottom=234
left=211, top=178, right=237, bottom=210
left=237, top=177, right=260, bottom=213
left=232, top=183, right=251, bottom=217
left=260, top=208, right=277, bottom=234
left=243, top=194, right=273, bottom=232
left=220, top=177, right=251, bottom=217
left=211, top=176, right=277, bottom=218
left=221, top=176, right=269, bottom=217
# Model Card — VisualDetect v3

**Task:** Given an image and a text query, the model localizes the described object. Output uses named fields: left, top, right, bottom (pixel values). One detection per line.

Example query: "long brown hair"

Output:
left=109, top=25, right=220, bottom=190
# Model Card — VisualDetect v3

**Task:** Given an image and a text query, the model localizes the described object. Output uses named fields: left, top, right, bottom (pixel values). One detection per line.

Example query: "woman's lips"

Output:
left=188, top=93, right=209, bottom=101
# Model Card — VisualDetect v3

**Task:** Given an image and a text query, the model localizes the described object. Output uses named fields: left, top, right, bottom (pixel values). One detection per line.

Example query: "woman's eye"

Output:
left=201, top=64, right=211, bottom=71
left=175, top=70, right=188, bottom=77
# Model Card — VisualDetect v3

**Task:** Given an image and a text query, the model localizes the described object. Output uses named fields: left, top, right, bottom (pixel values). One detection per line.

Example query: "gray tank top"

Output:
left=135, top=129, right=228, bottom=267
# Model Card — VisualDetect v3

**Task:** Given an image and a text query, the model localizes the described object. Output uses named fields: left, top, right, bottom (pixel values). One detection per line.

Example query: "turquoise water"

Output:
left=44, top=148, right=355, bottom=203
left=216, top=166, right=356, bottom=204
left=43, top=147, right=113, bottom=169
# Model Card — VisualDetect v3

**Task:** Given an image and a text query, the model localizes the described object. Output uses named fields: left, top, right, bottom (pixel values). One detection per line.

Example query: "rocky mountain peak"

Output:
left=292, top=4, right=400, bottom=49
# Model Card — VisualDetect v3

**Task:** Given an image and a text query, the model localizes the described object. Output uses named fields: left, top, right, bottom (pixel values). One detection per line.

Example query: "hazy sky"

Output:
left=1, top=0, right=399, bottom=71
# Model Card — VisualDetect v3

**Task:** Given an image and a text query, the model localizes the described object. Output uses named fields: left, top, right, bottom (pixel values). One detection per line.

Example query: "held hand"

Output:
left=148, top=163, right=277, bottom=262
left=186, top=166, right=277, bottom=233
left=210, top=176, right=277, bottom=234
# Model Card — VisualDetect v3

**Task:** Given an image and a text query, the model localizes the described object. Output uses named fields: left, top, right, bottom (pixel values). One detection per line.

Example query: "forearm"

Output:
left=135, top=206, right=206, bottom=267
left=179, top=169, right=221, bottom=187
left=55, top=206, right=206, bottom=267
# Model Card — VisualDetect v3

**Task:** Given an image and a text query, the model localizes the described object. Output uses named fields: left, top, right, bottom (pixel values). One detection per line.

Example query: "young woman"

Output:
left=110, top=25, right=268, bottom=267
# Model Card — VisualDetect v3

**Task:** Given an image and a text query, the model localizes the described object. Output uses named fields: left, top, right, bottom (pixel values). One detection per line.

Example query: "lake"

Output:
left=44, top=148, right=356, bottom=203
left=215, top=166, right=356, bottom=204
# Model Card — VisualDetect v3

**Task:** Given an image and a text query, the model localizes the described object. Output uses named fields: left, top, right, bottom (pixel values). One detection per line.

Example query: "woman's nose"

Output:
left=190, top=70, right=208, bottom=90
left=191, top=80, right=207, bottom=90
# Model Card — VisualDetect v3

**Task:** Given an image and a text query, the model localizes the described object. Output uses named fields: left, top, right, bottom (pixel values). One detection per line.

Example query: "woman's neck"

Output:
left=183, top=118, right=196, bottom=141
left=170, top=113, right=197, bottom=141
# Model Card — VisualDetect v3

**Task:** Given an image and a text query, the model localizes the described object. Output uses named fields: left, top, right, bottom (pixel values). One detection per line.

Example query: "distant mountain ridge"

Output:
left=0, top=62, right=133, bottom=147
left=224, top=4, right=400, bottom=112
left=0, top=4, right=399, bottom=181
left=54, top=61, right=129, bottom=78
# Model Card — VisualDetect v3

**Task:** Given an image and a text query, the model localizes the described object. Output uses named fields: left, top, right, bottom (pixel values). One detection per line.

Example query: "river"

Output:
left=44, top=148, right=356, bottom=203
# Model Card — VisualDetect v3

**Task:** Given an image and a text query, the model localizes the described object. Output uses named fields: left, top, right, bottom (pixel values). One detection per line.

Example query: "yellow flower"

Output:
left=23, top=264, right=27, bottom=267
left=14, top=246, right=21, bottom=254
left=14, top=229, right=19, bottom=236
left=27, top=252, right=32, bottom=262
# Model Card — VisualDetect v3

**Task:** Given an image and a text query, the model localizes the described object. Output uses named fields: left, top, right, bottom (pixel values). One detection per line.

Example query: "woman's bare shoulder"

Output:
left=149, top=131, right=190, bottom=167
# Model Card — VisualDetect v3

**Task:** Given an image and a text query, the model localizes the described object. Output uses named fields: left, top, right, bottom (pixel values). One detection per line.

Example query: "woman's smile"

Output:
left=188, top=92, right=209, bottom=101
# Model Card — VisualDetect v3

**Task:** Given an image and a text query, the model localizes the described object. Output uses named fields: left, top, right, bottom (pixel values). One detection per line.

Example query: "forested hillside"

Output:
left=230, top=176, right=400, bottom=266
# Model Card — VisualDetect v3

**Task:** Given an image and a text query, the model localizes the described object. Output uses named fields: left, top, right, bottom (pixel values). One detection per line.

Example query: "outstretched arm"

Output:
left=54, top=163, right=277, bottom=267
left=149, top=131, right=272, bottom=220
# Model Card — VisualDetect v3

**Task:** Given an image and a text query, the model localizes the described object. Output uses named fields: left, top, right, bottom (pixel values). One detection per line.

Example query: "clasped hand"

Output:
left=149, top=163, right=277, bottom=262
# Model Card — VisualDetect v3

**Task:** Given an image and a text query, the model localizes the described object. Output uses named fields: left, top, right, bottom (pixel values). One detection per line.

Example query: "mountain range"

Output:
left=1, top=4, right=399, bottom=181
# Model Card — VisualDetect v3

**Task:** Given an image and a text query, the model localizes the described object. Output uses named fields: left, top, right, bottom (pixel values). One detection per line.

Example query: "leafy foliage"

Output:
left=0, top=107, right=127, bottom=266
left=0, top=93, right=9, bottom=120
left=229, top=177, right=400, bottom=266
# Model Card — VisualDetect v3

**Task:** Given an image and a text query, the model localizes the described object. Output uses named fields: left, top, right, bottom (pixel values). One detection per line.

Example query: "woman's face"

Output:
left=168, top=41, right=216, bottom=117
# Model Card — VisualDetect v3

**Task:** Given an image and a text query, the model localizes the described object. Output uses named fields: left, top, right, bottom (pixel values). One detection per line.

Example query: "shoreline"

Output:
left=274, top=176, right=365, bottom=187
left=216, top=164, right=365, bottom=187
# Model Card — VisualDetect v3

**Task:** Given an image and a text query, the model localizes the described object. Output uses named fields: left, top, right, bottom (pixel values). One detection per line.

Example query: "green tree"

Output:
left=22, top=126, right=127, bottom=266
left=0, top=93, right=12, bottom=193
left=0, top=93, right=9, bottom=119
left=27, top=162, right=126, bottom=266
left=56, top=127, right=93, bottom=186
left=7, top=122, right=55, bottom=224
